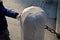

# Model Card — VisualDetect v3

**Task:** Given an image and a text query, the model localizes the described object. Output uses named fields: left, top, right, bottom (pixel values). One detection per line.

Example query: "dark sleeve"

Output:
left=3, top=8, right=19, bottom=18
left=0, top=1, right=19, bottom=18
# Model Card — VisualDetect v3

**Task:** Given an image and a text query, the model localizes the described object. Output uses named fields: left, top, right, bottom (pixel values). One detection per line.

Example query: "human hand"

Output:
left=16, top=13, right=22, bottom=20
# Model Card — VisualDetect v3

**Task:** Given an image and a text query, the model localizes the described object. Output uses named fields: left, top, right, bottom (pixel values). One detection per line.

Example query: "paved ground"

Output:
left=6, top=17, right=21, bottom=40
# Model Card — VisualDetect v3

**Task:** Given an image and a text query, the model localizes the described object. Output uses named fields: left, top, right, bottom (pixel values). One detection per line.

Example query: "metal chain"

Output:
left=20, top=15, right=60, bottom=39
left=44, top=25, right=60, bottom=39
left=44, top=25, right=56, bottom=34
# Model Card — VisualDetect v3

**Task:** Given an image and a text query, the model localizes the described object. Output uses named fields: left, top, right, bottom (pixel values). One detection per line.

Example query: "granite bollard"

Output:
left=20, top=6, right=47, bottom=40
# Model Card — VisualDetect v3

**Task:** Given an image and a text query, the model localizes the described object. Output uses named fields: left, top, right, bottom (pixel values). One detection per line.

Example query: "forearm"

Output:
left=0, top=1, right=19, bottom=19
left=2, top=8, right=19, bottom=18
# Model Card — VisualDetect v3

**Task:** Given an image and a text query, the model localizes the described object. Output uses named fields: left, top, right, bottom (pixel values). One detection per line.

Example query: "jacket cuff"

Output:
left=14, top=13, right=19, bottom=18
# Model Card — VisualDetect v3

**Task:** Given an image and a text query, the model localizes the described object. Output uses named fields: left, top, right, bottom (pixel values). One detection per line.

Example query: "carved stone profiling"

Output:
left=20, top=6, right=47, bottom=40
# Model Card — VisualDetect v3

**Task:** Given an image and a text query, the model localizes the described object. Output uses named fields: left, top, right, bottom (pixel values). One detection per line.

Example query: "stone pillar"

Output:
left=20, top=6, right=47, bottom=40
left=56, top=0, right=60, bottom=40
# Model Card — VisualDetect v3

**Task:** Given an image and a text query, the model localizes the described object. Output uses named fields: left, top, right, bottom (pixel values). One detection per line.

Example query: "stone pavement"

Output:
left=6, top=17, right=21, bottom=40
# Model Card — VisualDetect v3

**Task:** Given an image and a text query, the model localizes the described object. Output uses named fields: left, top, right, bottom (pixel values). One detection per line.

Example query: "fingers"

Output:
left=16, top=13, right=22, bottom=20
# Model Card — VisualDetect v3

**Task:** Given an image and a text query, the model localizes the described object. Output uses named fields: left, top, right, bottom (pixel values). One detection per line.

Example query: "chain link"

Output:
left=44, top=25, right=60, bottom=39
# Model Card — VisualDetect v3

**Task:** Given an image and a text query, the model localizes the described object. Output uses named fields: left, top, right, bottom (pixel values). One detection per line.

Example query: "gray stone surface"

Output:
left=21, top=6, right=47, bottom=40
